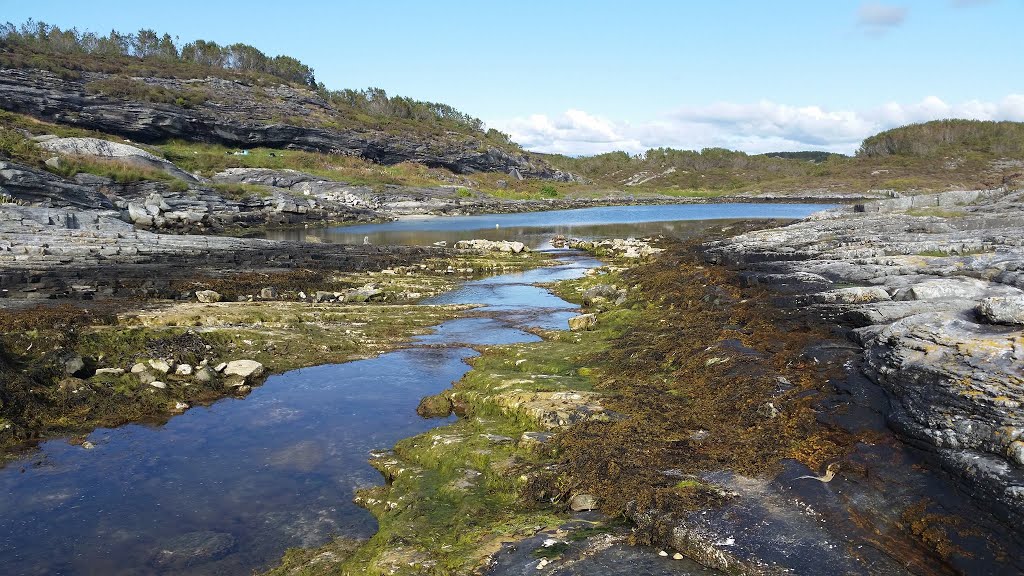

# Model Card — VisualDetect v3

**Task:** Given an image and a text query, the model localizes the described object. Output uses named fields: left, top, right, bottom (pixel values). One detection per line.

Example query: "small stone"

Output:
left=1008, top=441, right=1024, bottom=466
left=194, top=368, right=214, bottom=383
left=569, top=493, right=598, bottom=511
left=214, top=362, right=227, bottom=373
left=658, top=550, right=668, bottom=557
left=757, top=402, right=780, bottom=419
left=150, top=381, right=167, bottom=389
left=81, top=441, right=95, bottom=450
left=195, top=290, right=222, bottom=303
left=259, top=287, right=278, bottom=299
left=94, top=367, right=125, bottom=376
left=148, top=359, right=172, bottom=374
left=175, top=364, right=193, bottom=376
left=672, top=553, right=684, bottom=560
left=135, top=370, right=157, bottom=384
left=62, top=354, right=85, bottom=375
left=174, top=401, right=190, bottom=411
left=130, top=362, right=148, bottom=374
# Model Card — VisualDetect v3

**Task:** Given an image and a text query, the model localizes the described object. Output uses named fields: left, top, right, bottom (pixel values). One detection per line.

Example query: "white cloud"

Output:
left=487, top=95, right=1024, bottom=156
left=857, top=2, right=907, bottom=34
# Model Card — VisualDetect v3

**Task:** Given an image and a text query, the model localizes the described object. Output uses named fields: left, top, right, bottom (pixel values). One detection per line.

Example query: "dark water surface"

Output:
left=266, top=203, right=832, bottom=247
left=0, top=205, right=829, bottom=575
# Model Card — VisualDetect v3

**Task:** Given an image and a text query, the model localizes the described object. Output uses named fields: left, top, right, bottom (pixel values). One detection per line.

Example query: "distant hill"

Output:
left=540, top=120, right=1024, bottom=194
left=858, top=119, right=1024, bottom=158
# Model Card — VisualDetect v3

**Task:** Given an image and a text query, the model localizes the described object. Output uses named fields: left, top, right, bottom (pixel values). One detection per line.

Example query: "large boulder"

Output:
left=977, top=296, right=1024, bottom=325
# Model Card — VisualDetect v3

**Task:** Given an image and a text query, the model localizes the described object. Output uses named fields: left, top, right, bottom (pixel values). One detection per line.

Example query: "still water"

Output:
left=266, top=203, right=832, bottom=247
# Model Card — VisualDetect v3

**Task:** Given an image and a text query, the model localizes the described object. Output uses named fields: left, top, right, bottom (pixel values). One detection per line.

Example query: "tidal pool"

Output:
left=0, top=253, right=595, bottom=576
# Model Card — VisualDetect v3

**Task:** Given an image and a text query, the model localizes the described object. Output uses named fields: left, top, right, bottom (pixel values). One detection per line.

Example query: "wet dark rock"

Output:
left=150, top=530, right=235, bottom=570
left=486, top=513, right=717, bottom=576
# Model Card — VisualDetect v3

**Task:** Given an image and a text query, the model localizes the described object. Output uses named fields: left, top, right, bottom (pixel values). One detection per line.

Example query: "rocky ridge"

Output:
left=0, top=68, right=578, bottom=180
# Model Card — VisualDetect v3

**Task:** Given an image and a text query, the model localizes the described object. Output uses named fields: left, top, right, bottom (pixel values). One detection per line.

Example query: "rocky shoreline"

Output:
left=703, top=188, right=1024, bottom=529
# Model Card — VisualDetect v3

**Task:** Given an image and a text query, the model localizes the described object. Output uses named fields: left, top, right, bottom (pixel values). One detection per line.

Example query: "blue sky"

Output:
left=2, top=0, right=1022, bottom=155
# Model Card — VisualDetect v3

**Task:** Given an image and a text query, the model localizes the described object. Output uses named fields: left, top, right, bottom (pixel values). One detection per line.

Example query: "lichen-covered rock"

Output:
left=812, top=286, right=891, bottom=304
left=38, top=137, right=198, bottom=182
